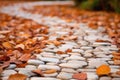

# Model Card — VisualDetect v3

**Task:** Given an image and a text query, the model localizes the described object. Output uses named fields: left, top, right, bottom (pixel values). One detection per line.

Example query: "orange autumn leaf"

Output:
left=2, top=42, right=13, bottom=49
left=96, top=64, right=111, bottom=76
left=8, top=73, right=27, bottom=80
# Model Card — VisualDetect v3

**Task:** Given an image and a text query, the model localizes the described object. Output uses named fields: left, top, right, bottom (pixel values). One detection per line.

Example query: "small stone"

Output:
left=64, top=55, right=85, bottom=61
left=61, top=68, right=78, bottom=73
left=25, top=65, right=37, bottom=70
left=99, top=77, right=112, bottom=80
left=84, top=53, right=93, bottom=57
left=46, top=63, right=57, bottom=65
left=38, top=65, right=60, bottom=71
left=93, top=42, right=111, bottom=46
left=18, top=70, right=36, bottom=77
left=37, top=56, right=59, bottom=63
left=87, top=72, right=98, bottom=80
left=81, top=46, right=93, bottom=50
left=30, top=77, right=60, bottom=80
left=27, top=59, right=44, bottom=65
left=1, top=70, right=17, bottom=77
left=7, top=64, right=16, bottom=69
left=72, top=72, right=87, bottom=80
left=72, top=49, right=84, bottom=53
left=57, top=72, right=73, bottom=80
left=77, top=69, right=96, bottom=72
left=88, top=59, right=107, bottom=68
left=59, top=62, right=84, bottom=69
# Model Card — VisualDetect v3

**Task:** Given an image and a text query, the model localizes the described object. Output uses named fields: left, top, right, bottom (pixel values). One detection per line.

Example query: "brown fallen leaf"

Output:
left=56, top=51, right=65, bottom=54
left=0, top=55, right=10, bottom=61
left=65, top=49, right=72, bottom=53
left=8, top=73, right=27, bottom=80
left=32, top=69, right=43, bottom=76
left=18, top=54, right=31, bottom=62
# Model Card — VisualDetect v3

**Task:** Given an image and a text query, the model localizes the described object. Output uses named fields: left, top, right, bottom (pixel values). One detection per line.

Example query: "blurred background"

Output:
left=0, top=0, right=120, bottom=13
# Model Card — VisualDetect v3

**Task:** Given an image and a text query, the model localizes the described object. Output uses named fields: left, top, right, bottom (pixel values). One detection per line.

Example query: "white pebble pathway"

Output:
left=0, top=1, right=120, bottom=80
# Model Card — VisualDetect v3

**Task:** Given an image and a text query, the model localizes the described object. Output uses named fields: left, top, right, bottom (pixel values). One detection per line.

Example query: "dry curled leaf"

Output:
left=96, top=64, right=111, bottom=76
left=8, top=73, right=27, bottom=80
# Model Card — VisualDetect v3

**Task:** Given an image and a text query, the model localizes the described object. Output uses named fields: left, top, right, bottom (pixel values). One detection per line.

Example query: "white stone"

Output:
left=93, top=42, right=111, bottom=46
left=72, top=49, right=84, bottom=53
left=30, top=77, right=60, bottom=80
left=77, top=69, right=96, bottom=72
left=25, top=65, right=37, bottom=70
left=84, top=53, right=93, bottom=57
left=7, top=64, right=16, bottom=69
left=88, top=59, right=107, bottom=68
left=27, top=59, right=44, bottom=65
left=57, top=72, right=73, bottom=80
left=81, top=46, right=93, bottom=50
left=38, top=65, right=60, bottom=71
left=37, top=55, right=59, bottom=63
left=18, top=70, right=36, bottom=77
left=64, top=55, right=85, bottom=61
left=59, top=61, right=86, bottom=69
left=1, top=70, right=17, bottom=76
left=61, top=68, right=78, bottom=73
left=87, top=72, right=98, bottom=80
left=99, top=77, right=112, bottom=80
